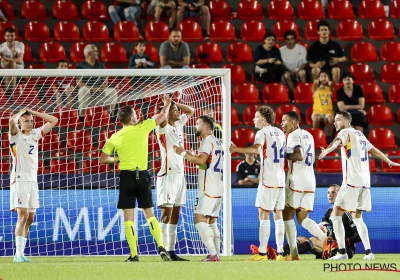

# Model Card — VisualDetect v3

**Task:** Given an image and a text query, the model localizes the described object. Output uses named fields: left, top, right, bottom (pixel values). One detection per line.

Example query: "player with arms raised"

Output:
left=173, top=115, right=223, bottom=262
left=319, top=111, right=400, bottom=260
left=155, top=100, right=195, bottom=261
left=281, top=111, right=329, bottom=260
left=9, top=108, right=58, bottom=262
left=230, top=106, right=286, bottom=261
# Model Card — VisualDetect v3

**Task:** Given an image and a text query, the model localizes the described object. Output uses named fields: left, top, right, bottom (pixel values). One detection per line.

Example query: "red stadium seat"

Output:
left=83, top=159, right=112, bottom=173
left=21, top=0, right=49, bottom=20
left=51, top=158, right=78, bottom=174
left=82, top=0, right=110, bottom=20
left=40, top=42, right=67, bottom=63
left=328, top=0, right=355, bottom=20
left=24, top=21, right=52, bottom=42
left=380, top=42, right=400, bottom=62
left=294, top=83, right=313, bottom=104
left=369, top=159, right=378, bottom=173
left=132, top=42, right=159, bottom=62
left=360, top=83, right=385, bottom=104
left=1, top=132, right=9, bottom=150
left=274, top=20, right=300, bottom=41
left=305, top=127, right=327, bottom=149
left=196, top=42, right=223, bottom=63
left=262, top=83, right=290, bottom=103
left=98, top=130, right=117, bottom=149
left=388, top=84, right=400, bottom=103
left=380, top=63, right=400, bottom=83
left=237, top=0, right=263, bottom=20
left=39, top=130, right=61, bottom=151
left=38, top=160, right=50, bottom=174
left=209, top=0, right=232, bottom=20
left=227, top=42, right=253, bottom=63
left=398, top=108, right=400, bottom=124
left=13, top=84, right=41, bottom=106
left=215, top=105, right=241, bottom=126
left=231, top=159, right=242, bottom=173
left=368, top=128, right=397, bottom=150
left=390, top=0, right=400, bottom=18
left=348, top=63, right=375, bottom=84
left=0, top=109, right=13, bottom=128
left=83, top=21, right=112, bottom=42
left=275, top=104, right=302, bottom=125
left=70, top=42, right=89, bottom=62
left=101, top=42, right=128, bottom=63
left=337, top=20, right=364, bottom=41
left=54, top=21, right=81, bottom=42
left=177, top=20, right=203, bottom=42
left=382, top=151, right=400, bottom=172
left=240, top=20, right=266, bottom=42
left=66, top=130, right=94, bottom=153
left=367, top=104, right=395, bottom=126
left=316, top=152, right=342, bottom=173
left=84, top=106, right=112, bottom=127
left=304, top=20, right=326, bottom=41
left=0, top=21, right=21, bottom=41
left=243, top=105, right=257, bottom=125
left=232, top=128, right=256, bottom=147
left=210, top=20, right=235, bottom=42
left=0, top=160, right=9, bottom=174
left=359, top=0, right=386, bottom=19
left=53, top=107, right=82, bottom=128
left=145, top=21, right=169, bottom=42
left=298, top=0, right=324, bottom=20
left=191, top=63, right=210, bottom=68
left=0, top=1, right=16, bottom=20
left=268, top=0, right=294, bottom=20
left=232, top=83, right=260, bottom=104
left=114, top=21, right=140, bottom=42
left=52, top=0, right=80, bottom=20
left=222, top=63, right=247, bottom=84
left=368, top=19, right=395, bottom=40
left=350, top=42, right=378, bottom=62
left=148, top=133, right=159, bottom=152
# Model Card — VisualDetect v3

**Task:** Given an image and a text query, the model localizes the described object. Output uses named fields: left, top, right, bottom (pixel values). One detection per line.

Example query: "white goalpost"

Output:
left=0, top=69, right=232, bottom=257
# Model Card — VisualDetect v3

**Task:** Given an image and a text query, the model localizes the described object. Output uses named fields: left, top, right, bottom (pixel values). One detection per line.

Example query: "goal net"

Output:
left=0, top=69, right=232, bottom=257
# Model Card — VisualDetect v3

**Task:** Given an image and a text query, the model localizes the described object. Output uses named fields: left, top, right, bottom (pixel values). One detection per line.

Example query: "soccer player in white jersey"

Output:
left=173, top=115, right=223, bottom=262
left=319, top=111, right=400, bottom=260
left=9, top=108, right=58, bottom=262
left=155, top=101, right=194, bottom=261
left=281, top=111, right=329, bottom=260
left=230, top=105, right=286, bottom=261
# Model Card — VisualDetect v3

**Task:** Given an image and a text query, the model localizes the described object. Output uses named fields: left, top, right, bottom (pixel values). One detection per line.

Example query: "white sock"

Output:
left=208, top=223, right=221, bottom=255
left=353, top=217, right=371, bottom=252
left=24, top=238, right=27, bottom=256
left=167, top=224, right=177, bottom=252
left=15, top=236, right=25, bottom=258
left=160, top=223, right=167, bottom=250
left=195, top=222, right=217, bottom=256
left=331, top=216, right=346, bottom=250
left=274, top=219, right=285, bottom=253
left=259, top=220, right=270, bottom=254
left=284, top=220, right=298, bottom=257
left=301, top=217, right=327, bottom=243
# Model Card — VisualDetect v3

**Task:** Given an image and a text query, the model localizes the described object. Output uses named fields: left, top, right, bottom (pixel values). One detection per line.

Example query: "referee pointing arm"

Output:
left=100, top=94, right=172, bottom=262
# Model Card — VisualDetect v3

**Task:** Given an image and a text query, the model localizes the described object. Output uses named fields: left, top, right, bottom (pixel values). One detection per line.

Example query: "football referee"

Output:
left=100, top=94, right=172, bottom=262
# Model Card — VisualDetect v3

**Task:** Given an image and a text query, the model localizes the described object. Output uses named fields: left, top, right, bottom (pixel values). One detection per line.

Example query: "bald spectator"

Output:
left=176, top=0, right=210, bottom=39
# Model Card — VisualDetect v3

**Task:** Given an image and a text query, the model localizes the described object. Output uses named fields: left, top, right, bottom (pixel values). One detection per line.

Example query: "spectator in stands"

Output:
left=76, top=44, right=118, bottom=117
left=159, top=29, right=190, bottom=70
left=236, top=142, right=260, bottom=186
left=0, top=9, right=7, bottom=22
left=0, top=28, right=24, bottom=91
left=336, top=72, right=368, bottom=133
left=253, top=31, right=288, bottom=84
left=147, top=0, right=177, bottom=30
left=307, top=20, right=346, bottom=84
left=129, top=41, right=155, bottom=69
left=176, top=0, right=210, bottom=39
left=280, top=30, right=308, bottom=94
left=54, top=60, right=75, bottom=108
left=108, top=0, right=144, bottom=39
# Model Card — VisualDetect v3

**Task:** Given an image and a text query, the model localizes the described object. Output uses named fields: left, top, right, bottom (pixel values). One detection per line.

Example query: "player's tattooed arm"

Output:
left=318, top=139, right=341, bottom=160
left=285, top=147, right=303, bottom=161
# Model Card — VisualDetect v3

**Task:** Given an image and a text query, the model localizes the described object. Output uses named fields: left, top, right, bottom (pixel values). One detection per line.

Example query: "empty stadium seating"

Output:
left=52, top=0, right=80, bottom=20
left=232, top=128, right=256, bottom=147
left=262, top=83, right=291, bottom=103
left=240, top=21, right=266, bottom=42
left=237, top=0, right=263, bottom=20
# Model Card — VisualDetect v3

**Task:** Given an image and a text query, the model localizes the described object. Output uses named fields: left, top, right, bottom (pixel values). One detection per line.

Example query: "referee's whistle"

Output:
left=135, top=167, right=139, bottom=180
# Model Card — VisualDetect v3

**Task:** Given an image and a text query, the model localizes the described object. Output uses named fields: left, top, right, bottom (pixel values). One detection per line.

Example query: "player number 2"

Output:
left=359, top=140, right=367, bottom=162
left=271, top=141, right=284, bottom=163
left=304, top=145, right=313, bottom=166
left=214, top=150, right=224, bottom=173
left=28, top=145, right=34, bottom=154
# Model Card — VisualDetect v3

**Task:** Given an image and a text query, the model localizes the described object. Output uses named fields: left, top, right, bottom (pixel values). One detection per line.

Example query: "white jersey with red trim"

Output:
left=286, top=128, right=316, bottom=192
left=254, top=126, right=286, bottom=188
left=155, top=114, right=188, bottom=175
left=198, top=135, right=224, bottom=197
left=9, top=128, right=44, bottom=182
left=337, top=127, right=373, bottom=187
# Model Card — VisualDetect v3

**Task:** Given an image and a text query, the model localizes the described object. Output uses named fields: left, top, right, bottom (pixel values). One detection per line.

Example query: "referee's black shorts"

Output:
left=118, top=170, right=154, bottom=209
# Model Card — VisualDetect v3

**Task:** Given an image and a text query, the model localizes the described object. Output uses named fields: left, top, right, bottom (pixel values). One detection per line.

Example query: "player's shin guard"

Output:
left=124, top=221, right=138, bottom=257
left=301, top=218, right=327, bottom=243
left=208, top=223, right=221, bottom=255
left=195, top=222, right=217, bottom=256
left=284, top=220, right=298, bottom=257
left=353, top=217, right=371, bottom=252
left=147, top=217, right=164, bottom=248
left=166, top=224, right=177, bottom=252
left=275, top=219, right=285, bottom=253
left=331, top=216, right=346, bottom=250
left=259, top=220, right=271, bottom=254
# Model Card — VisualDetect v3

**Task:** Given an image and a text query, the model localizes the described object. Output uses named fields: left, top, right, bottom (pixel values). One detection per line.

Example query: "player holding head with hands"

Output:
left=230, top=106, right=286, bottom=261
left=9, top=108, right=58, bottom=262
left=319, top=111, right=400, bottom=260
left=155, top=100, right=195, bottom=261
left=100, top=94, right=172, bottom=262
left=173, top=115, right=224, bottom=262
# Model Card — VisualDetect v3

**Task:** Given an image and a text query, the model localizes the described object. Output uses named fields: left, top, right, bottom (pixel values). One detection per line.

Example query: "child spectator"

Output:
left=129, top=42, right=155, bottom=69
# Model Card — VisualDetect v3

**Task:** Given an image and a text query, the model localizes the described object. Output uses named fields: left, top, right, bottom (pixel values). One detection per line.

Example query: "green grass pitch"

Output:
left=1, top=254, right=400, bottom=280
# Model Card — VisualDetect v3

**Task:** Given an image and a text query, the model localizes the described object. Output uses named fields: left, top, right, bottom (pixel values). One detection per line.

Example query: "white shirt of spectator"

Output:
left=279, top=44, right=307, bottom=72
left=0, top=41, right=25, bottom=68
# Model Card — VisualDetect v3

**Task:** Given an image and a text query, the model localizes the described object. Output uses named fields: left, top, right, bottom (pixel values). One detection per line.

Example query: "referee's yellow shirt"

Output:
left=102, top=119, right=156, bottom=171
